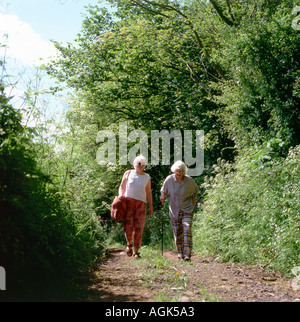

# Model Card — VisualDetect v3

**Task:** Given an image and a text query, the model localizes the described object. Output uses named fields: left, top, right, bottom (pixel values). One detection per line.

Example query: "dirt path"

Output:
left=70, top=247, right=300, bottom=302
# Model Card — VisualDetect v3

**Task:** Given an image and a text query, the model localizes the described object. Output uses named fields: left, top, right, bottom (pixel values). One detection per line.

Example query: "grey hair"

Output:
left=171, top=160, right=187, bottom=174
left=133, top=155, right=147, bottom=166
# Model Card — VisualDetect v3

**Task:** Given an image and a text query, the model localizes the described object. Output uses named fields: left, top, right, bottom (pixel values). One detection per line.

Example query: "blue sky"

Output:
left=0, top=0, right=108, bottom=123
left=1, top=0, right=101, bottom=43
left=0, top=0, right=105, bottom=64
left=4, top=0, right=88, bottom=43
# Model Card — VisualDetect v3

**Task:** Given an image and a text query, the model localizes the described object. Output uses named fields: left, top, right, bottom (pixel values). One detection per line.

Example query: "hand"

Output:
left=148, top=206, right=153, bottom=217
left=160, top=197, right=165, bottom=205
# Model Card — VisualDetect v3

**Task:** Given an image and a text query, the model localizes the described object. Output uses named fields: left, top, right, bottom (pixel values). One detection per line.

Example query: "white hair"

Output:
left=133, top=155, right=147, bottom=166
left=171, top=160, right=187, bottom=174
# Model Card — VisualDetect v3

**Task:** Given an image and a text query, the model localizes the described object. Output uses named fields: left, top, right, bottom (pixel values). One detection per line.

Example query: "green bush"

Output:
left=0, top=86, right=105, bottom=297
left=193, top=144, right=300, bottom=276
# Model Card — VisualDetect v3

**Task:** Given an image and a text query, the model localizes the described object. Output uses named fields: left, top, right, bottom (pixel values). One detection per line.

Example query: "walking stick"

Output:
left=161, top=204, right=164, bottom=256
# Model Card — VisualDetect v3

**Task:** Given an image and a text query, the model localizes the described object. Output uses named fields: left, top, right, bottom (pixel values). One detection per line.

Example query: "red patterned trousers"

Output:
left=123, top=197, right=147, bottom=253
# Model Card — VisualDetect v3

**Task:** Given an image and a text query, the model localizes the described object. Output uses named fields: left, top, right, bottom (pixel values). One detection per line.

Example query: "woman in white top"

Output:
left=119, top=155, right=153, bottom=258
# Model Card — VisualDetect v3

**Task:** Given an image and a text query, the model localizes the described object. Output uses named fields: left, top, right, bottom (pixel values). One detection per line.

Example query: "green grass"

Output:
left=137, top=246, right=221, bottom=302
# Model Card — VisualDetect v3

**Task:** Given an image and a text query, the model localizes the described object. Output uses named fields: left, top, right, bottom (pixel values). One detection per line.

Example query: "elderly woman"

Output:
left=119, top=155, right=153, bottom=258
left=160, top=161, right=199, bottom=261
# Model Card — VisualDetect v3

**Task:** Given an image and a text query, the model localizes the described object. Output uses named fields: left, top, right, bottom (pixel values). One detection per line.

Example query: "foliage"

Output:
left=194, top=145, right=300, bottom=275
left=46, top=0, right=235, bottom=167
left=214, top=3, right=300, bottom=149
left=0, top=83, right=105, bottom=297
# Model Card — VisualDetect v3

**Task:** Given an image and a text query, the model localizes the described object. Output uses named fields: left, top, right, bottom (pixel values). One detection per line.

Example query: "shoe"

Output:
left=133, top=252, right=141, bottom=259
left=126, top=245, right=133, bottom=257
left=183, top=256, right=191, bottom=262
left=178, top=254, right=183, bottom=261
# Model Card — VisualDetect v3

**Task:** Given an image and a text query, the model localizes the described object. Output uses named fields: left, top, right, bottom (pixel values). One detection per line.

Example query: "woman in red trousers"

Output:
left=118, top=155, right=153, bottom=258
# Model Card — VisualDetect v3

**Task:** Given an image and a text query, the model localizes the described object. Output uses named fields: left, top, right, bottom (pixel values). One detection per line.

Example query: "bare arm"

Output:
left=145, top=179, right=153, bottom=216
left=118, top=171, right=128, bottom=197
left=160, top=191, right=167, bottom=205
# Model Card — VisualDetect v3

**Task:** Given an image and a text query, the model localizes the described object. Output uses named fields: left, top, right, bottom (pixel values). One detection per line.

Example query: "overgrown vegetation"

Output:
left=0, top=84, right=105, bottom=299
left=1, top=0, right=299, bottom=299
left=194, top=144, right=300, bottom=274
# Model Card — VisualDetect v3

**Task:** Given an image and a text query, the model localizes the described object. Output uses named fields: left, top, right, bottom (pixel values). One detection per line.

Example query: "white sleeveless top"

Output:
left=125, top=171, right=150, bottom=203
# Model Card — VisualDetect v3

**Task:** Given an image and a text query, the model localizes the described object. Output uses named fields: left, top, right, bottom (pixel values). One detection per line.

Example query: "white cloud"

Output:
left=0, top=13, right=58, bottom=66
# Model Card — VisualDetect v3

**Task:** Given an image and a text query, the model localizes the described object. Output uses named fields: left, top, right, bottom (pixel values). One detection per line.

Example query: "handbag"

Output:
left=111, top=196, right=127, bottom=222
left=111, top=170, right=131, bottom=222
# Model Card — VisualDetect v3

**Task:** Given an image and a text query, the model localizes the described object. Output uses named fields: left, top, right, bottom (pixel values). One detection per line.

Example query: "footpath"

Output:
left=67, top=247, right=300, bottom=302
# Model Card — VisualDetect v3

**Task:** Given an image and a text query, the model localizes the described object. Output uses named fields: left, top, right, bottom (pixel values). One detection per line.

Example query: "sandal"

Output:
left=133, top=252, right=141, bottom=259
left=183, top=256, right=191, bottom=262
left=126, top=245, right=133, bottom=257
